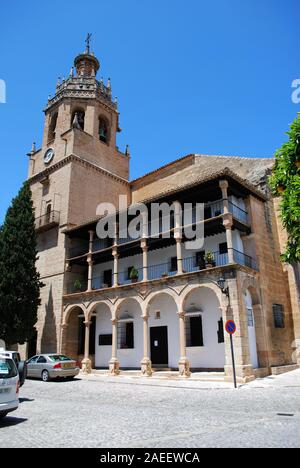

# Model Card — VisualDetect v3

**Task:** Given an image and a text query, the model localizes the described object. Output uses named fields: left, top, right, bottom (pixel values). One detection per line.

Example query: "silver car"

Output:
left=26, top=354, right=80, bottom=382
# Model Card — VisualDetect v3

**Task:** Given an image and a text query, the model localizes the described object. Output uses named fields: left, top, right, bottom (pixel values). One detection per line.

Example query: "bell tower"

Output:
left=25, top=37, right=130, bottom=356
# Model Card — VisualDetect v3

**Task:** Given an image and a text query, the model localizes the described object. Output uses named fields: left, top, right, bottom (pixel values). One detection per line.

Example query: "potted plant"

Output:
left=74, top=279, right=82, bottom=292
left=129, top=267, right=139, bottom=283
left=204, top=251, right=215, bottom=268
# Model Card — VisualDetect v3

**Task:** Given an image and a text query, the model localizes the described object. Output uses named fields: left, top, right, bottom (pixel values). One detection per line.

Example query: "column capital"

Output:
left=223, top=212, right=233, bottom=229
left=177, top=311, right=186, bottom=320
left=141, top=314, right=149, bottom=321
left=111, top=318, right=118, bottom=325
left=61, top=322, right=68, bottom=330
left=88, top=230, right=95, bottom=238
left=219, top=179, right=229, bottom=190
left=112, top=246, right=118, bottom=257
left=141, top=238, right=148, bottom=251
left=83, top=320, right=91, bottom=327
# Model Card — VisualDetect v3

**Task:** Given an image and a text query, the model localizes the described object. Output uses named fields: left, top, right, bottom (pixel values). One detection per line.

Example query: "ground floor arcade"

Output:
left=61, top=271, right=270, bottom=383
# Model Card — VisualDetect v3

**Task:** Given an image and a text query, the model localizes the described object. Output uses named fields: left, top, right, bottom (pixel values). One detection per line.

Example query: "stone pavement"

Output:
left=0, top=369, right=299, bottom=448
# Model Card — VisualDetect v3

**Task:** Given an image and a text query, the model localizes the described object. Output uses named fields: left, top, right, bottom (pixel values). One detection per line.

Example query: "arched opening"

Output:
left=183, top=287, right=225, bottom=370
left=116, top=298, right=143, bottom=369
left=48, top=112, right=58, bottom=143
left=244, top=289, right=259, bottom=369
left=94, top=303, right=112, bottom=368
left=147, top=292, right=179, bottom=369
left=98, top=116, right=109, bottom=144
left=63, top=306, right=91, bottom=363
left=71, top=109, right=85, bottom=131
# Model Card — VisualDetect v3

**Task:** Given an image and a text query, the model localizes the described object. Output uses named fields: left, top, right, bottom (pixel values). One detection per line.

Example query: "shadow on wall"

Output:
left=37, top=229, right=59, bottom=252
left=41, top=285, right=57, bottom=353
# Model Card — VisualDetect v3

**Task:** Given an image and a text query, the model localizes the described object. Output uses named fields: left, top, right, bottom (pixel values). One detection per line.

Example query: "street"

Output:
left=1, top=370, right=300, bottom=448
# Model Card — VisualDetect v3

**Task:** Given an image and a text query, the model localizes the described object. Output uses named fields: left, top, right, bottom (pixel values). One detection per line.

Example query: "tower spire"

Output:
left=85, top=33, right=92, bottom=54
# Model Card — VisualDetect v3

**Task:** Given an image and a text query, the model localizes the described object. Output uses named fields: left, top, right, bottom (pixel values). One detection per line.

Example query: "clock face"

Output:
left=44, top=148, right=54, bottom=164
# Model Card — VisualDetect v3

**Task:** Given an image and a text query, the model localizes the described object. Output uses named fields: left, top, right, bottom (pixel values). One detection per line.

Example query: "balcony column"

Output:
left=174, top=200, right=183, bottom=275
left=81, top=321, right=92, bottom=374
left=223, top=214, right=234, bottom=263
left=112, top=246, right=119, bottom=287
left=219, top=179, right=229, bottom=213
left=141, top=314, right=152, bottom=376
left=178, top=311, right=190, bottom=377
left=109, top=318, right=120, bottom=375
left=86, top=230, right=94, bottom=291
left=141, top=239, right=148, bottom=282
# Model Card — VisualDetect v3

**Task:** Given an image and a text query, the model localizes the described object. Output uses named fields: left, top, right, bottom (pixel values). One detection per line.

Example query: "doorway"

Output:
left=150, top=326, right=168, bottom=365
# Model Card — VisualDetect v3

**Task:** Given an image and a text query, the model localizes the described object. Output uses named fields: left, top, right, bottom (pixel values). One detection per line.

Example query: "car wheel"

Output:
left=41, top=370, right=50, bottom=382
left=0, top=411, right=8, bottom=419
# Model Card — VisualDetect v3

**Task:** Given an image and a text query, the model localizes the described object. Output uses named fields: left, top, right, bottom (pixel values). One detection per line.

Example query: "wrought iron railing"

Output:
left=228, top=201, right=248, bottom=224
left=35, top=210, right=60, bottom=231
left=118, top=268, right=144, bottom=285
left=232, top=249, right=257, bottom=270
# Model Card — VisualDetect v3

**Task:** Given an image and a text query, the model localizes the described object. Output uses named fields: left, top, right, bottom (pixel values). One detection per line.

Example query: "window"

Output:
left=45, top=203, right=52, bottom=223
left=98, top=334, right=112, bottom=346
left=219, top=242, right=228, bottom=254
left=273, top=304, right=285, bottom=328
left=217, top=318, right=224, bottom=343
left=28, top=355, right=39, bottom=364
left=71, top=110, right=85, bottom=130
left=103, top=269, right=112, bottom=288
left=37, top=356, right=47, bottom=363
left=247, top=308, right=254, bottom=327
left=48, top=112, right=58, bottom=142
left=117, top=321, right=134, bottom=349
left=186, top=315, right=203, bottom=347
left=170, top=256, right=177, bottom=272
left=99, top=117, right=109, bottom=143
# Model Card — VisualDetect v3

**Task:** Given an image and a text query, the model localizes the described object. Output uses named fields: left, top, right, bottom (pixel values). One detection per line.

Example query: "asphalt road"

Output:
left=1, top=370, right=300, bottom=448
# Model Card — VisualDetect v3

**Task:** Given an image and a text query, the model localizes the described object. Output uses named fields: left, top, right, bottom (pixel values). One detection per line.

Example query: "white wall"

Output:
left=185, top=287, right=225, bottom=369
left=117, top=299, right=143, bottom=368
left=95, top=304, right=112, bottom=368
left=147, top=293, right=180, bottom=369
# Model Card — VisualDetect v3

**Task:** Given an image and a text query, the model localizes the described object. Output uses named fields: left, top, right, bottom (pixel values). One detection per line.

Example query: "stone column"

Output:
left=178, top=311, right=190, bottom=377
left=81, top=321, right=92, bottom=374
left=86, top=230, right=94, bottom=291
left=109, top=318, right=120, bottom=375
left=141, top=314, right=152, bottom=376
left=223, top=214, right=234, bottom=263
left=176, top=237, right=183, bottom=274
left=112, top=246, right=119, bottom=287
left=219, top=179, right=229, bottom=213
left=141, top=239, right=148, bottom=282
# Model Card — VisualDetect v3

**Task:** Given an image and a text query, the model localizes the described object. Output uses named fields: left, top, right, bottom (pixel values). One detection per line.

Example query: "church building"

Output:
left=23, top=40, right=300, bottom=383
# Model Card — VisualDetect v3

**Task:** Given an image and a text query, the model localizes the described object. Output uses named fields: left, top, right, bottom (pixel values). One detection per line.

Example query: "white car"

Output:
left=0, top=355, right=19, bottom=419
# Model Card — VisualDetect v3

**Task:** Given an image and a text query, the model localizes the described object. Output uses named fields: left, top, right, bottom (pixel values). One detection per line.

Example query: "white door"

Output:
left=247, top=307, right=258, bottom=369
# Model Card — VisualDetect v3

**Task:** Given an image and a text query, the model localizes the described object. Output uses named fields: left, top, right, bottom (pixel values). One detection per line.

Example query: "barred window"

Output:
left=185, top=315, right=203, bottom=347
left=117, top=321, right=134, bottom=349
left=247, top=308, right=254, bottom=327
left=273, top=304, right=285, bottom=328
left=217, top=318, right=224, bottom=343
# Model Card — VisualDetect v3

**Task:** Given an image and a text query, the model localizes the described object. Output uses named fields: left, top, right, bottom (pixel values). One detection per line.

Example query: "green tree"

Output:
left=0, top=182, right=42, bottom=346
left=269, top=114, right=300, bottom=263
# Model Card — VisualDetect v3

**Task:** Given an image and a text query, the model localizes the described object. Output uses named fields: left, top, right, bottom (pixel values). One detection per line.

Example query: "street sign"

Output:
left=225, top=320, right=237, bottom=388
left=225, top=320, right=236, bottom=335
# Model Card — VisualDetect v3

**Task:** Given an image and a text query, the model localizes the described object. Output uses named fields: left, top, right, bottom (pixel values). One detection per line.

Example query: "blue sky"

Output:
left=0, top=0, right=299, bottom=221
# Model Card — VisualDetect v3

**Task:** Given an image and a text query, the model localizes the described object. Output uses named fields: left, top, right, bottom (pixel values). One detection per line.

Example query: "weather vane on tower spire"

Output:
left=85, top=33, right=92, bottom=54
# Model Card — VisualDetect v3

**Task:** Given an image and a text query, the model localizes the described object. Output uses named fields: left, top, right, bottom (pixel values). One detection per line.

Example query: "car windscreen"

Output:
left=0, top=357, right=18, bottom=378
left=48, top=355, right=72, bottom=362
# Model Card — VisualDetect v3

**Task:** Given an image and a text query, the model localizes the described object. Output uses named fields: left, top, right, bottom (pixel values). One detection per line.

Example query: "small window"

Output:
left=99, top=334, right=112, bottom=346
left=99, top=117, right=109, bottom=143
left=186, top=315, right=203, bottom=347
left=48, top=112, right=58, bottom=142
left=118, top=321, right=134, bottom=349
left=170, top=257, right=177, bottom=272
left=217, top=317, right=224, bottom=343
left=247, top=308, right=254, bottom=327
left=219, top=242, right=228, bottom=254
left=28, top=355, right=39, bottom=364
left=273, top=304, right=285, bottom=328
left=71, top=110, right=85, bottom=130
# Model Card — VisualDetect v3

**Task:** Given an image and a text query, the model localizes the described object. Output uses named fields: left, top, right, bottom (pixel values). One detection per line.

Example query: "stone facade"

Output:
left=21, top=44, right=299, bottom=383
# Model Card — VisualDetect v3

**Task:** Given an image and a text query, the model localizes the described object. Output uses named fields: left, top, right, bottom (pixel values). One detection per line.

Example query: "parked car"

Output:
left=0, top=350, right=27, bottom=386
left=26, top=354, right=80, bottom=382
left=0, top=356, right=19, bottom=419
